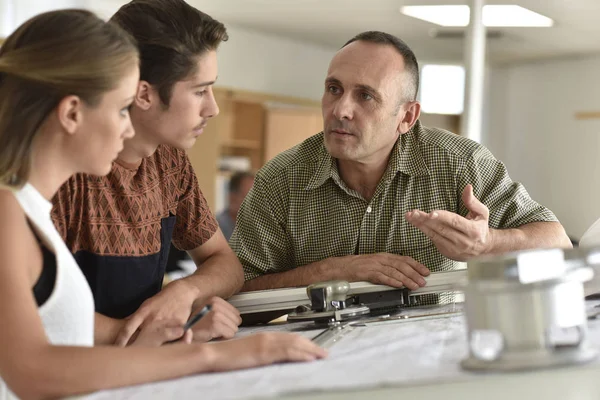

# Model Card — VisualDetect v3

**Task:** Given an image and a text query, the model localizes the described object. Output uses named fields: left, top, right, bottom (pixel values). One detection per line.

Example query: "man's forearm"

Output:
left=183, top=251, right=245, bottom=307
left=242, top=259, right=339, bottom=292
left=488, top=221, right=572, bottom=255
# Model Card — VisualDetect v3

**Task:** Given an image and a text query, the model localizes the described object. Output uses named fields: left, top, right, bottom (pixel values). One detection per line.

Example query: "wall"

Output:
left=216, top=25, right=336, bottom=101
left=217, top=26, right=464, bottom=103
left=484, top=55, right=600, bottom=239
left=0, top=2, right=336, bottom=100
left=1, top=0, right=93, bottom=36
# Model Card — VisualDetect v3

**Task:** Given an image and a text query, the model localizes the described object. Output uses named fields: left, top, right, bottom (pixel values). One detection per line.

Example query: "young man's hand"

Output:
left=114, top=280, right=241, bottom=346
left=188, top=297, right=241, bottom=342
left=127, top=319, right=193, bottom=347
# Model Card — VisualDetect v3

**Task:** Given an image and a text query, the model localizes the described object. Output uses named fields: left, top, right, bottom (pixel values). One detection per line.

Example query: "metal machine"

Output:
left=461, top=247, right=600, bottom=371
left=229, top=270, right=467, bottom=325
left=228, top=247, right=600, bottom=363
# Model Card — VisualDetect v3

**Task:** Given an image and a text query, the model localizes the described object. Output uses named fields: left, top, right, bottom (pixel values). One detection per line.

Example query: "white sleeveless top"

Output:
left=0, top=183, right=95, bottom=400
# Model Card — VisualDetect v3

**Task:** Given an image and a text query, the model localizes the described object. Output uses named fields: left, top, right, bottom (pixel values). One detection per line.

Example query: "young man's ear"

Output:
left=397, top=101, right=421, bottom=134
left=135, top=80, right=155, bottom=111
left=56, top=95, right=83, bottom=135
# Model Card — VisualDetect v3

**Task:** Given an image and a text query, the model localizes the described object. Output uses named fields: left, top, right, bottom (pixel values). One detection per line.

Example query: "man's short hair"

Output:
left=229, top=171, right=255, bottom=194
left=111, top=0, right=228, bottom=106
left=342, top=31, right=419, bottom=102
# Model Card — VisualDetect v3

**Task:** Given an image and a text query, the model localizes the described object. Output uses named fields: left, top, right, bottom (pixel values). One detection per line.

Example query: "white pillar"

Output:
left=0, top=0, right=15, bottom=38
left=460, top=0, right=486, bottom=142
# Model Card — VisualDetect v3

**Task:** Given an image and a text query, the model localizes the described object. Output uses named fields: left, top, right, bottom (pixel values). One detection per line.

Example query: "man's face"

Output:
left=149, top=50, right=219, bottom=150
left=321, top=41, right=412, bottom=164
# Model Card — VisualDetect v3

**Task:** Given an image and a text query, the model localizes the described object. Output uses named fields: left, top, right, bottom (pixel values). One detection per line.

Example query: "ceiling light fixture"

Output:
left=400, top=5, right=554, bottom=27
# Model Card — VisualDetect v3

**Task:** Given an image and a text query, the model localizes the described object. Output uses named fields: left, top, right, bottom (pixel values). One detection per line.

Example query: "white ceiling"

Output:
left=13, top=0, right=600, bottom=65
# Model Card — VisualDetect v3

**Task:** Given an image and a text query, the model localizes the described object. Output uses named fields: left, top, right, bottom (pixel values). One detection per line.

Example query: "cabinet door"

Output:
left=264, top=107, right=323, bottom=163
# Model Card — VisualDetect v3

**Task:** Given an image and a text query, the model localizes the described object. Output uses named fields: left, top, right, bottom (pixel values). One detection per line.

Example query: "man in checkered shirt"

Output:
left=230, top=31, right=572, bottom=297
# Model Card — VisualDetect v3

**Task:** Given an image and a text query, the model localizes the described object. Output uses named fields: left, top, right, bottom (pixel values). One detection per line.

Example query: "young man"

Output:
left=231, top=31, right=572, bottom=302
left=52, top=0, right=243, bottom=345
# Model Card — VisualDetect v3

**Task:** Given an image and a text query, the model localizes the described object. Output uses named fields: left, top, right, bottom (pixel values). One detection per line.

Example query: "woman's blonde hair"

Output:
left=0, top=9, right=139, bottom=187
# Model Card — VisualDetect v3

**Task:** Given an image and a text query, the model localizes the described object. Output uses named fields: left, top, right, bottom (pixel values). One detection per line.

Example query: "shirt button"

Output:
left=366, top=206, right=372, bottom=213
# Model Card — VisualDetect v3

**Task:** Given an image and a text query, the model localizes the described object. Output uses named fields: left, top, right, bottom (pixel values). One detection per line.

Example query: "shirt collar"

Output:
left=304, top=121, right=430, bottom=191
left=394, top=120, right=430, bottom=177
left=305, top=136, right=336, bottom=190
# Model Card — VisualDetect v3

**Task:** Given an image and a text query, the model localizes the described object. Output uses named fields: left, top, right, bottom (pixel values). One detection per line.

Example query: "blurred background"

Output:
left=2, top=0, right=600, bottom=242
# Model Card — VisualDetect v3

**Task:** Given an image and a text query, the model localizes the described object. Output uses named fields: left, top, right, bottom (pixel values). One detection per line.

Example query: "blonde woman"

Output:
left=0, top=9, right=325, bottom=400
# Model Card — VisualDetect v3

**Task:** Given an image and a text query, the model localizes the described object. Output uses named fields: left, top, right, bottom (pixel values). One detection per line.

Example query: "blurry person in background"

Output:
left=217, top=171, right=255, bottom=241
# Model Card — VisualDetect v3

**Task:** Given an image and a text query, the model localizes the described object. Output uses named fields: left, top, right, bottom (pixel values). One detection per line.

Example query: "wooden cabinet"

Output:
left=264, top=106, right=323, bottom=163
left=221, top=101, right=266, bottom=170
left=419, top=113, right=461, bottom=134
left=186, top=87, right=321, bottom=210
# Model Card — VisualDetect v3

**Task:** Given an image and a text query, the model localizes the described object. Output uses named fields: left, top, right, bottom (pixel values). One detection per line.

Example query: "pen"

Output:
left=166, top=304, right=212, bottom=344
left=183, top=304, right=212, bottom=331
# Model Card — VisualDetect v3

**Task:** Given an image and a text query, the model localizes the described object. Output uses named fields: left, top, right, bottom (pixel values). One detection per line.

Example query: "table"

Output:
left=88, top=303, right=600, bottom=400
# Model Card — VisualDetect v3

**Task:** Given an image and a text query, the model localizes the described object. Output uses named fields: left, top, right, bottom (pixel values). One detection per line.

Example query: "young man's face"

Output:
left=149, top=50, right=219, bottom=150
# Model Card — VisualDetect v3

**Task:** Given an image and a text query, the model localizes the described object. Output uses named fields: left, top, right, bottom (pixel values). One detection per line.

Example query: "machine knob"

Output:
left=307, top=280, right=350, bottom=312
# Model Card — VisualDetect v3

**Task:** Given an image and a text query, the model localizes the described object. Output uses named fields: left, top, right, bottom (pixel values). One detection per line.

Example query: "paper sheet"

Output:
left=87, top=303, right=600, bottom=400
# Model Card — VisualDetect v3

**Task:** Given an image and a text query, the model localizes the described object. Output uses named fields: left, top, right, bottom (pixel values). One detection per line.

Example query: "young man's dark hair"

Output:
left=110, top=0, right=228, bottom=106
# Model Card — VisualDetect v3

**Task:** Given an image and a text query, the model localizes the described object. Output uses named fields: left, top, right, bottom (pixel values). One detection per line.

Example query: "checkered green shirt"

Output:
left=231, top=120, right=557, bottom=301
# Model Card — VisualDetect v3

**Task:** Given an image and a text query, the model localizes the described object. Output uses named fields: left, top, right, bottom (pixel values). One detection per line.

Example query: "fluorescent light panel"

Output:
left=401, top=5, right=554, bottom=27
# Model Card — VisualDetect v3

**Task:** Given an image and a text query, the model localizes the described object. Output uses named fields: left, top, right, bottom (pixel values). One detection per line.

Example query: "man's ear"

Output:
left=397, top=101, right=421, bottom=134
left=56, top=95, right=83, bottom=135
left=135, top=80, right=155, bottom=111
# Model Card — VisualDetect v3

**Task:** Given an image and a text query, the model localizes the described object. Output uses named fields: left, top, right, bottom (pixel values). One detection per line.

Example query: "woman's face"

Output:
left=76, top=65, right=139, bottom=176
